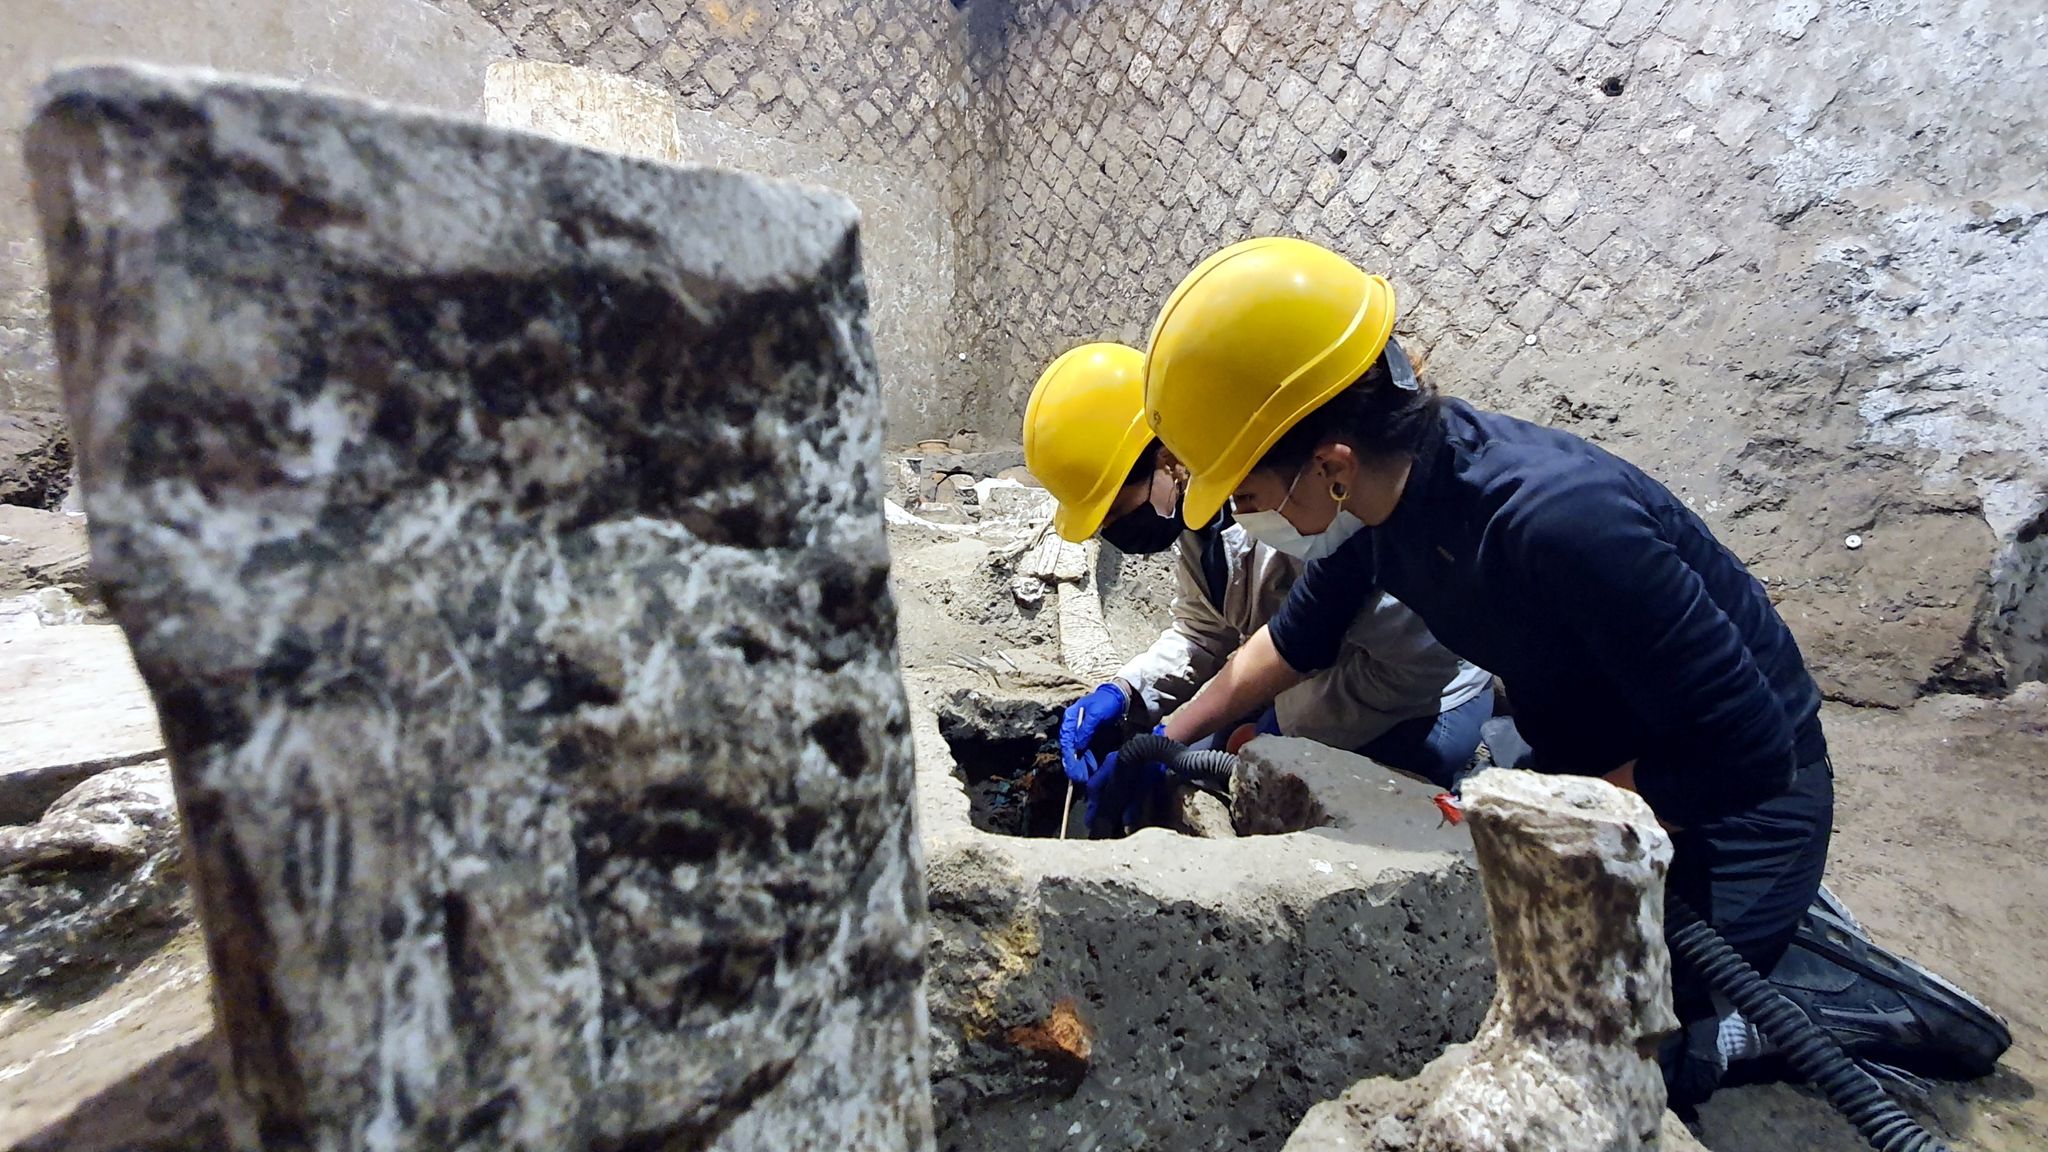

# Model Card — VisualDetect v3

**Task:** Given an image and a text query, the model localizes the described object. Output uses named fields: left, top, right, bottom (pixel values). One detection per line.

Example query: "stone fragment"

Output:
left=971, top=477, right=1057, bottom=522
left=0, top=413, right=72, bottom=509
left=27, top=63, right=930, bottom=1151
left=1284, top=768, right=1682, bottom=1151
left=1, top=624, right=164, bottom=823
left=0, top=761, right=188, bottom=1001
left=1167, top=782, right=1237, bottom=838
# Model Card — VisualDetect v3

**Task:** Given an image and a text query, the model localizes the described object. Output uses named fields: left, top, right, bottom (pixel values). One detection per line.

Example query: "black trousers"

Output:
left=1664, top=748, right=1836, bottom=1024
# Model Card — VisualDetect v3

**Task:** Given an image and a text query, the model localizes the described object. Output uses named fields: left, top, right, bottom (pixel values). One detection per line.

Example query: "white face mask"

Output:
left=1233, top=463, right=1365, bottom=562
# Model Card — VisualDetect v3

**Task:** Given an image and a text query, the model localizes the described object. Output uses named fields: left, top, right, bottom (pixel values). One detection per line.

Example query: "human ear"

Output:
left=1313, top=443, right=1360, bottom=495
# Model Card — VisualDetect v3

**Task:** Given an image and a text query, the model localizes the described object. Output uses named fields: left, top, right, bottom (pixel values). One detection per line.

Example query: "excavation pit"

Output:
left=914, top=715, right=1498, bottom=1151
left=934, top=687, right=1077, bottom=837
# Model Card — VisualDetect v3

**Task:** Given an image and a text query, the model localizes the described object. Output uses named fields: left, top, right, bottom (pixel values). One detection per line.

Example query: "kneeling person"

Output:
left=1023, top=343, right=1492, bottom=833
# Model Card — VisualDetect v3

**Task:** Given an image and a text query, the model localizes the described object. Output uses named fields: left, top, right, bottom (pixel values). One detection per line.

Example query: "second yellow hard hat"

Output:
left=1023, top=342, right=1154, bottom=543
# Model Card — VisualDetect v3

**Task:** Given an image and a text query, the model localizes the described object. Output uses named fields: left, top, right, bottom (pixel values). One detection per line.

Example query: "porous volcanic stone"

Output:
left=1285, top=769, right=1681, bottom=1152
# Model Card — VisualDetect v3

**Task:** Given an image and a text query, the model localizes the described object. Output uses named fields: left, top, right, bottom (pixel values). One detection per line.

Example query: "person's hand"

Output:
left=1085, top=724, right=1171, bottom=836
left=1060, top=683, right=1128, bottom=785
left=1081, top=751, right=1122, bottom=832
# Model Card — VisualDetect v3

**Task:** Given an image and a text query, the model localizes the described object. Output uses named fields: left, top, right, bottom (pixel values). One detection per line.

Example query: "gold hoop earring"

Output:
left=1329, top=481, right=1348, bottom=502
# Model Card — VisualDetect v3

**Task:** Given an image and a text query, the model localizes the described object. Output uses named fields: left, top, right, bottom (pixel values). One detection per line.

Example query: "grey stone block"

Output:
left=28, top=63, right=930, bottom=1152
left=921, top=730, right=1490, bottom=1152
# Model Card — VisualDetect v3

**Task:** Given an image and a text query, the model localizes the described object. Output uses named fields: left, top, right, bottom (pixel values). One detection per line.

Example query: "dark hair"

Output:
left=1255, top=352, right=1441, bottom=475
left=1121, top=438, right=1164, bottom=489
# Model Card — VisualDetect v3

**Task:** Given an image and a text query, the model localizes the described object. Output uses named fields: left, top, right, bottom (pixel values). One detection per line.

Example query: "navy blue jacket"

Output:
left=1268, top=399, right=1823, bottom=823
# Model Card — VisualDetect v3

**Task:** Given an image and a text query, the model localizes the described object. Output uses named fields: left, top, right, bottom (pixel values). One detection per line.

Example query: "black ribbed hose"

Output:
left=1665, top=893, right=1950, bottom=1152
left=1120, top=738, right=1951, bottom=1152
left=1115, top=732, right=1238, bottom=792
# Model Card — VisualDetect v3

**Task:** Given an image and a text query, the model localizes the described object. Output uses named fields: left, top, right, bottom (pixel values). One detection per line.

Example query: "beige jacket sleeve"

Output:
left=1113, top=530, right=1244, bottom=727
left=1113, top=524, right=1487, bottom=748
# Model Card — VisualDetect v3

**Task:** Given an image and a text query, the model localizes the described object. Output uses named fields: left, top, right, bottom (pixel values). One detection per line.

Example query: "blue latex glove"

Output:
left=1059, top=682, right=1128, bottom=786
left=1085, top=724, right=1171, bottom=835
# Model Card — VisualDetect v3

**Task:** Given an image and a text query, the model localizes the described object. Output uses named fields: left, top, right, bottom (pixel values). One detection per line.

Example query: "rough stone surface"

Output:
left=915, top=714, right=1492, bottom=1150
left=0, top=412, right=71, bottom=508
left=1231, top=738, right=1471, bottom=852
left=0, top=504, right=92, bottom=600
left=1284, top=769, right=1677, bottom=1152
left=1168, top=783, right=1237, bottom=839
left=1, top=624, right=165, bottom=823
left=28, top=63, right=930, bottom=1151
left=0, top=761, right=187, bottom=1003
left=0, top=0, right=512, bottom=424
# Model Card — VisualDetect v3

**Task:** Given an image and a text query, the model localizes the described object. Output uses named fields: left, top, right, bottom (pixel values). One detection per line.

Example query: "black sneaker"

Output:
left=1768, top=898, right=2011, bottom=1080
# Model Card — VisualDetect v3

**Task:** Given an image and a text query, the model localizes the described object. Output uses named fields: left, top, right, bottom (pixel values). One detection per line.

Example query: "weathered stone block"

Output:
left=1284, top=769, right=1683, bottom=1151
left=28, top=63, right=930, bottom=1151
left=918, top=725, right=1491, bottom=1151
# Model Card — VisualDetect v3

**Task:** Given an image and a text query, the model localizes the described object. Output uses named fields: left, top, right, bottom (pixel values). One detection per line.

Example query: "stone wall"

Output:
left=450, top=0, right=1009, bottom=440
left=2, top=0, right=2042, bottom=695
left=979, top=0, right=2048, bottom=704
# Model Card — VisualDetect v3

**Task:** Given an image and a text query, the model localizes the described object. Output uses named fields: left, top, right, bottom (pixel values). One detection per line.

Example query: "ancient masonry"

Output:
left=3, top=0, right=2041, bottom=698
left=27, top=64, right=931, bottom=1150
left=1285, top=769, right=1696, bottom=1151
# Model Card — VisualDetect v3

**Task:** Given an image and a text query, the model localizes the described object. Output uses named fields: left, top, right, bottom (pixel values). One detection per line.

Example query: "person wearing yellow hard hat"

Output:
left=1140, top=236, right=1837, bottom=1109
left=1023, top=341, right=1494, bottom=836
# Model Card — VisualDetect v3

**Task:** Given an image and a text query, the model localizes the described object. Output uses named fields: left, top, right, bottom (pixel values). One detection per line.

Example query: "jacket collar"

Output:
left=1380, top=399, right=1456, bottom=533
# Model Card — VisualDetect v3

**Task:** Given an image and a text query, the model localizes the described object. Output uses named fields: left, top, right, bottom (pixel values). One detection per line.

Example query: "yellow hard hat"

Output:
left=1143, top=237, right=1397, bottom=527
left=1023, top=342, right=1154, bottom=543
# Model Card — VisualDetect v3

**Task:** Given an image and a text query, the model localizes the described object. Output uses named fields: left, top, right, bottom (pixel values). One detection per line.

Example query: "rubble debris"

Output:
left=1284, top=768, right=1683, bottom=1152
left=972, top=478, right=1056, bottom=522
left=885, top=498, right=977, bottom=537
left=0, top=587, right=95, bottom=629
left=0, top=414, right=72, bottom=510
left=28, top=63, right=930, bottom=1150
left=1167, top=783, right=1237, bottom=838
left=0, top=761, right=187, bottom=1003
left=893, top=445, right=1038, bottom=525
